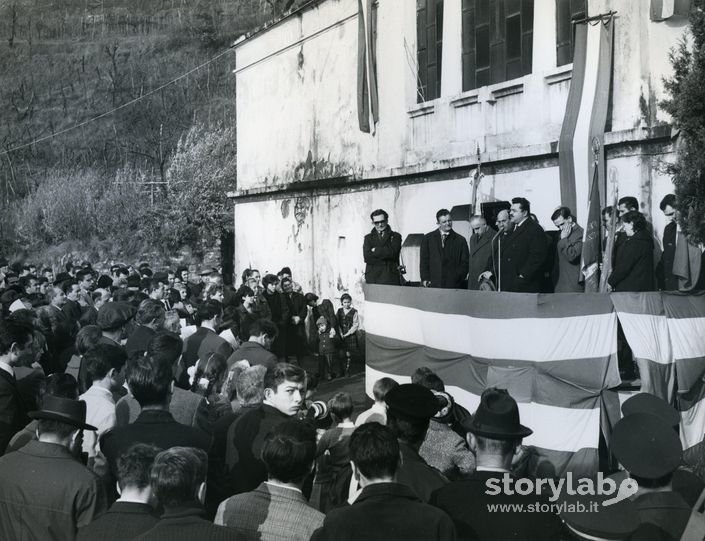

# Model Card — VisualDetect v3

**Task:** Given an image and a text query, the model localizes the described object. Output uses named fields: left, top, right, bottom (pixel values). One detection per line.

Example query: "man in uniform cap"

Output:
left=430, top=387, right=562, bottom=540
left=0, top=395, right=107, bottom=540
left=611, top=412, right=691, bottom=539
left=558, top=492, right=640, bottom=540
left=383, top=383, right=448, bottom=502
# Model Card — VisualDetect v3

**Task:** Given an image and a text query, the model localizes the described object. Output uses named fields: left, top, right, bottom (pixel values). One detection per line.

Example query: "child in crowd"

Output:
left=189, top=352, right=231, bottom=423
left=311, top=392, right=355, bottom=512
left=317, top=316, right=338, bottom=380
left=336, top=293, right=359, bottom=377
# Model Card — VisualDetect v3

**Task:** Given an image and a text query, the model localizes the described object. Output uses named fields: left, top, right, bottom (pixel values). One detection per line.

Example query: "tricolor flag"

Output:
left=608, top=292, right=705, bottom=454
left=364, top=285, right=620, bottom=477
left=558, top=16, right=613, bottom=222
left=357, top=0, right=378, bottom=134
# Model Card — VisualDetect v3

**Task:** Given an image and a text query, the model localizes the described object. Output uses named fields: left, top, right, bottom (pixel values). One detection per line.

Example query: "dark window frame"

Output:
left=417, top=0, right=444, bottom=103
left=555, top=0, right=586, bottom=67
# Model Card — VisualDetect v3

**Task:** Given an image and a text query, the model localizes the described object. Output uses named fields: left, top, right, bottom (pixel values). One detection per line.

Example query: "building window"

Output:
left=417, top=0, right=444, bottom=102
left=555, top=0, right=586, bottom=66
left=461, top=0, right=534, bottom=92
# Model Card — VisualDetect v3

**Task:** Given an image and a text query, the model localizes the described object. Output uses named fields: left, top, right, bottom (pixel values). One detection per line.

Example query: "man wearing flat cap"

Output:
left=430, top=387, right=561, bottom=540
left=0, top=395, right=107, bottom=540
left=384, top=383, right=449, bottom=502
left=611, top=412, right=691, bottom=540
left=97, top=301, right=136, bottom=349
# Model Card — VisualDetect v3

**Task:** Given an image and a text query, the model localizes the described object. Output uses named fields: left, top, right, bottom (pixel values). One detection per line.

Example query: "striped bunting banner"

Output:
left=363, top=285, right=620, bottom=477
left=605, top=292, right=705, bottom=451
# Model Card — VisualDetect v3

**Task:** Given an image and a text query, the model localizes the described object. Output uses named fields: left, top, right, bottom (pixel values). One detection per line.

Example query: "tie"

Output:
left=441, top=234, right=448, bottom=248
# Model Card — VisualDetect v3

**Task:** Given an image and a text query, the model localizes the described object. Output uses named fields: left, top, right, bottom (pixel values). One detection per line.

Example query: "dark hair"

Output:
left=264, top=363, right=306, bottom=392
left=236, top=365, right=267, bottom=405
left=126, top=355, right=173, bottom=407
left=660, top=194, right=676, bottom=212
left=136, top=299, right=165, bottom=326
left=249, top=319, right=278, bottom=340
left=91, top=289, right=106, bottom=303
left=37, top=418, right=78, bottom=439
left=418, top=372, right=445, bottom=392
left=387, top=409, right=430, bottom=447
left=37, top=373, right=79, bottom=409
left=83, top=344, right=128, bottom=382
left=618, top=196, right=638, bottom=211
left=117, top=443, right=161, bottom=490
left=279, top=267, right=293, bottom=277
left=151, top=447, right=208, bottom=507
left=410, top=366, right=434, bottom=385
left=621, top=211, right=647, bottom=232
left=235, top=285, right=255, bottom=304
left=476, top=436, right=519, bottom=455
left=340, top=293, right=352, bottom=303
left=75, top=325, right=103, bottom=356
left=197, top=299, right=222, bottom=322
left=329, top=392, right=354, bottom=421
left=147, top=332, right=183, bottom=366
left=61, top=279, right=78, bottom=294
left=372, top=378, right=399, bottom=402
left=241, top=268, right=254, bottom=284
left=551, top=207, right=573, bottom=221
left=304, top=293, right=319, bottom=304
left=190, top=352, right=227, bottom=397
left=76, top=269, right=92, bottom=282
left=435, top=208, right=450, bottom=222
left=262, top=274, right=279, bottom=287
left=280, top=277, right=292, bottom=287
left=0, top=318, right=33, bottom=355
left=370, top=209, right=389, bottom=221
left=602, top=205, right=613, bottom=217
left=511, top=197, right=530, bottom=214
left=261, top=420, right=316, bottom=484
left=349, top=423, right=399, bottom=479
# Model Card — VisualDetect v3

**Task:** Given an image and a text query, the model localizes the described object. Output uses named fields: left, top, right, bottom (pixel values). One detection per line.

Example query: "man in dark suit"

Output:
left=482, top=197, right=548, bottom=292
left=420, top=208, right=469, bottom=288
left=281, top=278, right=307, bottom=363
left=430, top=388, right=562, bottom=540
left=77, top=443, right=160, bottom=541
left=551, top=206, right=584, bottom=293
left=226, top=319, right=279, bottom=370
left=363, top=208, right=403, bottom=285
left=467, top=216, right=495, bottom=290
left=215, top=420, right=324, bottom=540
left=134, top=447, right=243, bottom=541
left=311, top=423, right=456, bottom=541
left=125, top=299, right=165, bottom=359
left=657, top=194, right=678, bottom=290
left=0, top=318, right=34, bottom=454
left=100, top=354, right=212, bottom=478
left=36, top=285, right=77, bottom=372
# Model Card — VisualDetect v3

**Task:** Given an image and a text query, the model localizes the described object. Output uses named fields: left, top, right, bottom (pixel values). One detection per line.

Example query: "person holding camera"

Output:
left=363, top=209, right=403, bottom=285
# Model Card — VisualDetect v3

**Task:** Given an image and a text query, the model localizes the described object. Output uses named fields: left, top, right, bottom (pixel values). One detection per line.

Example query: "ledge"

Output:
left=450, top=93, right=480, bottom=108
left=544, top=65, right=573, bottom=86
left=407, top=103, right=435, bottom=118
left=490, top=83, right=524, bottom=100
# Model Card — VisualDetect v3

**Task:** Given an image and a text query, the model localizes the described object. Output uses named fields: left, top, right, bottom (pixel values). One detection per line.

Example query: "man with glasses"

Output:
left=363, top=209, right=403, bottom=285
left=420, top=209, right=469, bottom=289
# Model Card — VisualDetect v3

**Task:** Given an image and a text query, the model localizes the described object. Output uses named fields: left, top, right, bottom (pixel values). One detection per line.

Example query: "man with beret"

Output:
left=430, top=388, right=562, bottom=540
left=0, top=395, right=107, bottom=540
left=384, top=383, right=449, bottom=502
left=97, top=301, right=136, bottom=349
left=611, top=412, right=691, bottom=539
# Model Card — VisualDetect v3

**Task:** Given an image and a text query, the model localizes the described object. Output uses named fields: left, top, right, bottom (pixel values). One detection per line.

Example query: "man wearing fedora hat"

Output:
left=0, top=395, right=107, bottom=540
left=430, top=388, right=562, bottom=540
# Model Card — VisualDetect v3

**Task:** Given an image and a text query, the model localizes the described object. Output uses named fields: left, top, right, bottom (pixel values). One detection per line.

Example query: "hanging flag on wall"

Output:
left=581, top=141, right=602, bottom=292
left=558, top=15, right=614, bottom=223
left=357, top=0, right=379, bottom=133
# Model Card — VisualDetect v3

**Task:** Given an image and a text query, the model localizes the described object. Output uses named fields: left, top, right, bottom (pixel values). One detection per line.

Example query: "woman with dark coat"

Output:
left=608, top=211, right=655, bottom=292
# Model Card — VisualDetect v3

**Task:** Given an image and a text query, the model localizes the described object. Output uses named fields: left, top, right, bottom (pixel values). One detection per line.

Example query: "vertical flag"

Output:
left=558, top=16, right=614, bottom=222
left=581, top=152, right=601, bottom=292
left=600, top=181, right=619, bottom=292
left=357, top=0, right=379, bottom=133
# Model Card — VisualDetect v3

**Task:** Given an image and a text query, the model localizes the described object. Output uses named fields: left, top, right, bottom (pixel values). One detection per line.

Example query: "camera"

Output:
left=398, top=265, right=407, bottom=275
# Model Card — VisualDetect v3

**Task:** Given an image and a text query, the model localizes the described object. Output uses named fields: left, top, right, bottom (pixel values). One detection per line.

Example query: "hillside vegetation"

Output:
left=0, top=0, right=302, bottom=264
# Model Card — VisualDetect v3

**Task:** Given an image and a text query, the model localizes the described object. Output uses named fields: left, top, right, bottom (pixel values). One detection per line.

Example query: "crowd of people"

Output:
left=364, top=194, right=693, bottom=293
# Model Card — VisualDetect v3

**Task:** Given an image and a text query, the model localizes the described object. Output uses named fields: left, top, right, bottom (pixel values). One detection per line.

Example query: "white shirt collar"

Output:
left=475, top=465, right=511, bottom=473
left=0, top=360, right=14, bottom=377
left=516, top=217, right=528, bottom=228
left=265, top=480, right=302, bottom=494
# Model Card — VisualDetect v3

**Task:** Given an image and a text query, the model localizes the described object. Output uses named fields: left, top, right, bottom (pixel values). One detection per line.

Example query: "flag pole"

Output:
left=600, top=169, right=619, bottom=292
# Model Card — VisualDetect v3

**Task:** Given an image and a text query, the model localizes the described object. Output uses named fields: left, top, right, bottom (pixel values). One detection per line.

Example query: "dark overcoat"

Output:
left=420, top=229, right=469, bottom=289
left=467, top=228, right=495, bottom=290
left=494, top=219, right=548, bottom=293
left=363, top=227, right=403, bottom=285
left=608, top=229, right=655, bottom=292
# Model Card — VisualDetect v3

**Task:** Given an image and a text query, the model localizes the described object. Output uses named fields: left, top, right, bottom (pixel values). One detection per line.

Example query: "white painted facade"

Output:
left=231, top=0, right=688, bottom=310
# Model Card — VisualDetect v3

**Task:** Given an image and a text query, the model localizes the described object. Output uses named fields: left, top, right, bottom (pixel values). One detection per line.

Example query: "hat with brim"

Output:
left=385, top=383, right=439, bottom=420
left=29, top=395, right=97, bottom=431
left=463, top=388, right=533, bottom=439
left=559, top=491, right=640, bottom=540
left=621, top=393, right=679, bottom=428
left=199, top=267, right=218, bottom=277
left=611, top=412, right=682, bottom=479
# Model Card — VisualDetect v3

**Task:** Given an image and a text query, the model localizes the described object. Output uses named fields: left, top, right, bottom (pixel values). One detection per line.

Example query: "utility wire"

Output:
left=0, top=44, right=235, bottom=157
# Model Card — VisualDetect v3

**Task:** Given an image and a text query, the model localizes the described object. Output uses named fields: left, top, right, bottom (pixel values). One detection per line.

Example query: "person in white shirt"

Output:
left=355, top=377, right=398, bottom=426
